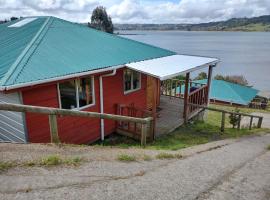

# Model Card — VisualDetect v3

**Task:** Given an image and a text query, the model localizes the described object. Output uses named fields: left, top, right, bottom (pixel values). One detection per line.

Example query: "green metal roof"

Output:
left=194, top=79, right=259, bottom=105
left=0, top=16, right=175, bottom=89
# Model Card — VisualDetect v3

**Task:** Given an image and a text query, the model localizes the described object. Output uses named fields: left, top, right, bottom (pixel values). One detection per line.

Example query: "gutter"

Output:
left=99, top=69, right=117, bottom=141
left=0, top=65, right=124, bottom=92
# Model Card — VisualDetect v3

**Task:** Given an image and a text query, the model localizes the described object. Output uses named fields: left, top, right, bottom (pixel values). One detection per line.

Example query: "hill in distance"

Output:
left=114, top=15, right=270, bottom=32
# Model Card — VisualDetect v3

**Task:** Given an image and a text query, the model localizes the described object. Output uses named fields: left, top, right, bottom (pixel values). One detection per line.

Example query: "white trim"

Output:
left=1, top=65, right=124, bottom=91
left=123, top=69, right=142, bottom=95
left=99, top=69, right=117, bottom=141
left=57, top=76, right=96, bottom=110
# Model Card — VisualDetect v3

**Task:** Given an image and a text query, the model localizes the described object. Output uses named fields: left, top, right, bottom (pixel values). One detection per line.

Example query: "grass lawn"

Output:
left=98, top=104, right=269, bottom=151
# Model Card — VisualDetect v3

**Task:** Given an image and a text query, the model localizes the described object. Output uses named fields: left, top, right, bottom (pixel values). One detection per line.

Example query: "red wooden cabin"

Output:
left=0, top=17, right=219, bottom=144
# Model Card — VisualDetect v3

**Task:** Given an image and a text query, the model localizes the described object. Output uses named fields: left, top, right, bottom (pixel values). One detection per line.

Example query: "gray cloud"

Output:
left=0, top=0, right=270, bottom=23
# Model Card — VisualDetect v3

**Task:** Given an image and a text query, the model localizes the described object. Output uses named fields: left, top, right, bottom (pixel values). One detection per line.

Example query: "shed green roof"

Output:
left=194, top=79, right=259, bottom=105
left=0, top=16, right=175, bottom=89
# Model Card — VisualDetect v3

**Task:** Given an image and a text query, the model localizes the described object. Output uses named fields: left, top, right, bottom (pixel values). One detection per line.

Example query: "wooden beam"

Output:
left=237, top=114, right=241, bottom=130
left=141, top=123, right=147, bottom=147
left=249, top=116, right=253, bottom=130
left=220, top=112, right=225, bottom=133
left=183, top=72, right=190, bottom=123
left=206, top=65, right=214, bottom=105
left=257, top=117, right=263, bottom=128
left=0, top=103, right=152, bottom=124
left=48, top=114, right=60, bottom=143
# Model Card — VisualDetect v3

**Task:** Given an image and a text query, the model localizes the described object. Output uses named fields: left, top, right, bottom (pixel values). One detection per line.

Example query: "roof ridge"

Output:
left=0, top=17, right=51, bottom=86
left=54, top=17, right=176, bottom=55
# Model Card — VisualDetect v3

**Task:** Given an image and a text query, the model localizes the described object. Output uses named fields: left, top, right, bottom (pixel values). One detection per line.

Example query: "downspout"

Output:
left=99, top=69, right=117, bottom=141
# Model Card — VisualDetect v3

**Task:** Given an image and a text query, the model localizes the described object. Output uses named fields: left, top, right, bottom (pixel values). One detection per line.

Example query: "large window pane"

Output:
left=78, top=78, right=93, bottom=107
left=59, top=80, right=77, bottom=109
left=124, top=70, right=132, bottom=91
left=133, top=71, right=140, bottom=90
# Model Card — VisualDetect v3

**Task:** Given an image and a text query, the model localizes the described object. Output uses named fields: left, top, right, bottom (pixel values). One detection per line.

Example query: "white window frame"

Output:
left=123, top=69, right=141, bottom=95
left=57, top=76, right=95, bottom=110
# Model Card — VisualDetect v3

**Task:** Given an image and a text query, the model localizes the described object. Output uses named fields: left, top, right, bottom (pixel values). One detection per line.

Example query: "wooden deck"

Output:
left=155, top=95, right=184, bottom=137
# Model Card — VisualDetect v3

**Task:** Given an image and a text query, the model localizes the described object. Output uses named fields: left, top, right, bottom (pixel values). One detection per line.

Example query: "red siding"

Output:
left=22, top=68, right=147, bottom=144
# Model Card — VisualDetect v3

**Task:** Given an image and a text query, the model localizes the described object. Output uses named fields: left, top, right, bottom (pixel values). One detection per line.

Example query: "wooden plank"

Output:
left=48, top=114, right=60, bottom=143
left=257, top=117, right=263, bottom=128
left=183, top=72, right=190, bottom=123
left=187, top=103, right=263, bottom=118
left=249, top=116, right=253, bottom=130
left=237, top=114, right=241, bottom=130
left=206, top=65, right=213, bottom=105
left=141, top=123, right=147, bottom=147
left=0, top=103, right=152, bottom=124
left=221, top=112, right=225, bottom=132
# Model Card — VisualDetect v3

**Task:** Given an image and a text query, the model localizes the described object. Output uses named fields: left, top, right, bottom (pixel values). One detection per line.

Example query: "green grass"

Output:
left=0, top=161, right=14, bottom=172
left=117, top=154, right=136, bottom=162
left=267, top=145, right=270, bottom=150
left=95, top=103, right=269, bottom=151
left=155, top=152, right=182, bottom=159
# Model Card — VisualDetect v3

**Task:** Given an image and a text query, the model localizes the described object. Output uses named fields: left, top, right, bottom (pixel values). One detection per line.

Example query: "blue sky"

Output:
left=1, top=0, right=270, bottom=23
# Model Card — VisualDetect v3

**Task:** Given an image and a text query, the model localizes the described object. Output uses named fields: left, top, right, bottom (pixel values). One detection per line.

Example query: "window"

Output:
left=124, top=69, right=141, bottom=93
left=58, top=77, right=94, bottom=109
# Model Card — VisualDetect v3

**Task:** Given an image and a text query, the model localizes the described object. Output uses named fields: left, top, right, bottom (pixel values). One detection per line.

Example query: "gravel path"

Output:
left=0, top=134, right=270, bottom=200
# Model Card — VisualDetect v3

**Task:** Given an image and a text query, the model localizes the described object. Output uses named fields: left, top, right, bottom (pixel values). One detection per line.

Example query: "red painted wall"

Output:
left=22, top=68, right=147, bottom=144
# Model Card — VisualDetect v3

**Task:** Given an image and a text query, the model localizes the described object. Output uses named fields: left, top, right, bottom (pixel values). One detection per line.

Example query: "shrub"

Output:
left=229, top=108, right=240, bottom=128
left=117, top=154, right=136, bottom=162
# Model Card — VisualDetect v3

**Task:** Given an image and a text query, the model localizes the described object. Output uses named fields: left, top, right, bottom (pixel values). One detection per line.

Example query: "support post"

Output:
left=183, top=72, right=190, bottom=124
left=48, top=114, right=60, bottom=143
left=141, top=123, right=147, bottom=147
left=221, top=112, right=225, bottom=133
left=237, top=114, right=241, bottom=130
left=206, top=65, right=214, bottom=105
left=249, top=116, right=253, bottom=130
left=257, top=117, right=263, bottom=128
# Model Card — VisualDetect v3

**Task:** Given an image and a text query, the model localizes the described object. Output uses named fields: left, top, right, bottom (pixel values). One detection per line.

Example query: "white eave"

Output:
left=126, top=54, right=219, bottom=80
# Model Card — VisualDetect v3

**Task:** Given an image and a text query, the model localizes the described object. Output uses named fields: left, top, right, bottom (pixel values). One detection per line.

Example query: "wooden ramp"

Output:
left=155, top=95, right=184, bottom=137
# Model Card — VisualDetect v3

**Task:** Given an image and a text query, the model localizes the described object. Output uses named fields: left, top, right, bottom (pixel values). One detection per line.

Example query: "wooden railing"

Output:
left=116, top=104, right=156, bottom=142
left=188, top=103, right=263, bottom=132
left=187, top=85, right=208, bottom=116
left=0, top=103, right=153, bottom=146
left=161, top=79, right=206, bottom=98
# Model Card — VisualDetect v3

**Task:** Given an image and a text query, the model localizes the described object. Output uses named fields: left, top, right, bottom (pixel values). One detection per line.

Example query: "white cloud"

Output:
left=0, top=0, right=270, bottom=23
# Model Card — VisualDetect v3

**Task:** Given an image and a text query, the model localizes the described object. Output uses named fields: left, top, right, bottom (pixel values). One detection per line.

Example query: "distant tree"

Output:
left=194, top=72, right=208, bottom=80
left=10, top=17, right=18, bottom=21
left=214, top=74, right=249, bottom=86
left=89, top=6, right=114, bottom=33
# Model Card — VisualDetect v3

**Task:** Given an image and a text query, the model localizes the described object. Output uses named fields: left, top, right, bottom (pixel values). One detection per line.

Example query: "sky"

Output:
left=1, top=0, right=270, bottom=24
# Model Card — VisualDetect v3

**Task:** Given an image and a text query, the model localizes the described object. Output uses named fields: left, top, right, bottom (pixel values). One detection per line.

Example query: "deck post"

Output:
left=237, top=114, right=241, bottom=130
left=48, top=114, right=60, bottom=143
left=257, top=117, right=263, bottom=128
left=183, top=72, right=190, bottom=123
left=221, top=112, right=225, bottom=132
left=206, top=65, right=214, bottom=105
left=249, top=116, right=253, bottom=130
left=141, top=123, right=147, bottom=147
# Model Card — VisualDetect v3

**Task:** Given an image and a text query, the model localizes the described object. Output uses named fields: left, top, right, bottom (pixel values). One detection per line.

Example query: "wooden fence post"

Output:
left=48, top=114, right=60, bottom=143
left=220, top=112, right=225, bottom=133
left=141, top=123, right=147, bottom=147
left=249, top=116, right=253, bottom=130
left=237, top=114, right=241, bottom=130
left=257, top=117, right=263, bottom=128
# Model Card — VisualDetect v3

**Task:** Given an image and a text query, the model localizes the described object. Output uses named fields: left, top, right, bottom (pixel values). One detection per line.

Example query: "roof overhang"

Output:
left=126, top=54, right=219, bottom=80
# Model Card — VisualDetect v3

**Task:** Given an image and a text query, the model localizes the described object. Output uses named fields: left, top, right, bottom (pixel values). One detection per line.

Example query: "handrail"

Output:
left=187, top=103, right=263, bottom=131
left=0, top=103, right=152, bottom=124
left=0, top=103, right=152, bottom=146
left=188, top=84, right=208, bottom=96
left=187, top=103, right=263, bottom=118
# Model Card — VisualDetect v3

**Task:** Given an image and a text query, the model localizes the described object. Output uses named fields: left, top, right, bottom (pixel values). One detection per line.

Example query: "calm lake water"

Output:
left=120, top=31, right=270, bottom=92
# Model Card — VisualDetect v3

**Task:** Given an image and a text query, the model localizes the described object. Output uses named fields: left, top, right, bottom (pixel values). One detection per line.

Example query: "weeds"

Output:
left=0, top=161, right=14, bottom=172
left=117, top=154, right=136, bottom=162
